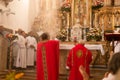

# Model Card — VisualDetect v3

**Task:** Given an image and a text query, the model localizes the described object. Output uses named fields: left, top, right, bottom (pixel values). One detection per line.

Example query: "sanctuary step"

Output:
left=90, top=67, right=107, bottom=80
left=0, top=67, right=107, bottom=80
left=0, top=69, right=36, bottom=80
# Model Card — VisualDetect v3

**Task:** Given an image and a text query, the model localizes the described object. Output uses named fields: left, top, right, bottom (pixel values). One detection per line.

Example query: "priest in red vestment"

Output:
left=66, top=40, right=92, bottom=80
left=37, top=33, right=59, bottom=80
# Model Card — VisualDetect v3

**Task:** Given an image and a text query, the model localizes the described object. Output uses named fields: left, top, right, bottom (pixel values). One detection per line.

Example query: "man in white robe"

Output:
left=114, top=41, right=120, bottom=53
left=16, top=31, right=27, bottom=68
left=12, top=29, right=20, bottom=67
left=26, top=31, right=37, bottom=66
left=12, top=38, right=19, bottom=67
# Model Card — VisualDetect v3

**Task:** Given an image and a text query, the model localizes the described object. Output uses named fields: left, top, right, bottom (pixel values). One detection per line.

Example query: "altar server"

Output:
left=26, top=31, right=37, bottom=66
left=66, top=40, right=92, bottom=80
left=16, top=30, right=27, bottom=68
left=114, top=41, right=120, bottom=53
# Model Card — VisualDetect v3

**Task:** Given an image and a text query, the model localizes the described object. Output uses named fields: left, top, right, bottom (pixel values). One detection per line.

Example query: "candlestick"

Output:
left=83, top=28, right=87, bottom=41
left=94, top=13, right=97, bottom=27
left=79, top=28, right=82, bottom=40
left=84, top=17, right=86, bottom=26
left=66, top=27, right=69, bottom=41
left=67, top=12, right=70, bottom=27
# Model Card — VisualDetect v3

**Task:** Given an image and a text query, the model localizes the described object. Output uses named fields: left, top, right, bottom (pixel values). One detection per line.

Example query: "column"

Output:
left=94, top=13, right=97, bottom=27
left=66, top=12, right=70, bottom=41
left=71, top=0, right=74, bottom=26
left=89, top=0, right=92, bottom=28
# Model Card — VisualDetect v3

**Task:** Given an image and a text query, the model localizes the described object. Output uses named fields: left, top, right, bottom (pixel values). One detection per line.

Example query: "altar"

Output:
left=60, top=44, right=105, bottom=55
left=59, top=42, right=106, bottom=75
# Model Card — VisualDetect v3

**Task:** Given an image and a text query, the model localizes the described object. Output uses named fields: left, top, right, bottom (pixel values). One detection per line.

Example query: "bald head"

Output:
left=79, top=40, right=85, bottom=45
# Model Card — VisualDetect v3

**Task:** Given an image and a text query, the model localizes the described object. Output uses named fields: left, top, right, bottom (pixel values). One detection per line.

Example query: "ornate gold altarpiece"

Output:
left=58, top=0, right=120, bottom=77
left=92, top=0, right=120, bottom=31
left=71, top=0, right=92, bottom=27
left=93, top=6, right=120, bottom=31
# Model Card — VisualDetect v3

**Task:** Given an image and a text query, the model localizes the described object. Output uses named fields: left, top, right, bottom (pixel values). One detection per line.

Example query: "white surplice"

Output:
left=114, top=41, right=120, bottom=53
left=15, top=35, right=27, bottom=68
left=26, top=36, right=37, bottom=66
left=102, top=70, right=120, bottom=80
left=12, top=39, right=19, bottom=66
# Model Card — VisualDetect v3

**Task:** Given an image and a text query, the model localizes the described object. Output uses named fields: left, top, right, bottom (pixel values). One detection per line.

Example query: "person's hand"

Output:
left=79, top=65, right=89, bottom=80
left=104, top=72, right=109, bottom=78
left=102, top=72, right=110, bottom=80
left=30, top=45, right=35, bottom=48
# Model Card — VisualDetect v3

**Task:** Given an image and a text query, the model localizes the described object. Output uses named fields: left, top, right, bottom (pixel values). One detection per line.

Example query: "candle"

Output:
left=112, top=15, right=114, bottom=30
left=84, top=18, right=86, bottom=26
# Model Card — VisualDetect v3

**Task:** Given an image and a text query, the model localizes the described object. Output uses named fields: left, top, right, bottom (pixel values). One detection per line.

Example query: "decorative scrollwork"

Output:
left=0, top=0, right=14, bottom=6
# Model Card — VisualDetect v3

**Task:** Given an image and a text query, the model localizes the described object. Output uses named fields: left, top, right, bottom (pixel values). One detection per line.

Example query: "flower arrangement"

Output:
left=86, top=27, right=102, bottom=41
left=56, top=29, right=67, bottom=41
left=61, top=2, right=71, bottom=12
left=5, top=71, right=24, bottom=80
left=6, top=33, right=18, bottom=41
left=92, top=0, right=104, bottom=10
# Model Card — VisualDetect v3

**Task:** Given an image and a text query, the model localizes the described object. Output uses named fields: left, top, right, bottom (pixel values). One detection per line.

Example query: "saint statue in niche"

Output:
left=71, top=19, right=82, bottom=42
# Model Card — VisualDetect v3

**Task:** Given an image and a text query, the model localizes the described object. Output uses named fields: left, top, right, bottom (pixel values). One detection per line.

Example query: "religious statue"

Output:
left=71, top=19, right=82, bottom=42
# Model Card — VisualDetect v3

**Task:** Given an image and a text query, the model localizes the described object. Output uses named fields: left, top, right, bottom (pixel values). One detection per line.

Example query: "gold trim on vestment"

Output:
left=41, top=45, right=48, bottom=80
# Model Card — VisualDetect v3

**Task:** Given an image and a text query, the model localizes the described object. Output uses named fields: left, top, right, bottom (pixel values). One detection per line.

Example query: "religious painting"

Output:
left=71, top=0, right=80, bottom=26
left=71, top=0, right=92, bottom=27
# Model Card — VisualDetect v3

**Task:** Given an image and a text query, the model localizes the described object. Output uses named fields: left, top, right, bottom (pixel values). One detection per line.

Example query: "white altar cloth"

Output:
left=60, top=44, right=105, bottom=55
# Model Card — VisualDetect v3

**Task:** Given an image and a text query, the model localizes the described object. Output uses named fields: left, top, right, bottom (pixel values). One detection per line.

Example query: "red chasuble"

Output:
left=66, top=44, right=92, bottom=80
left=37, top=40, right=59, bottom=80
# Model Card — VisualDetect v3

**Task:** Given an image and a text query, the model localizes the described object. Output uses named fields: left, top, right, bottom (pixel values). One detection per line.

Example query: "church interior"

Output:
left=0, top=0, right=120, bottom=80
